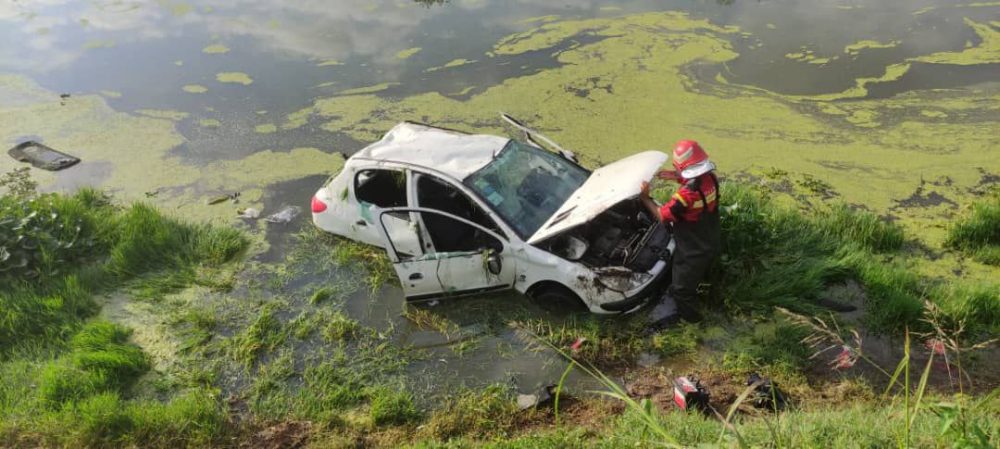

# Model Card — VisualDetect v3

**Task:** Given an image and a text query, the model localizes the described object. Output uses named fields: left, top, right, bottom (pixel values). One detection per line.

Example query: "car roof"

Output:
left=351, top=122, right=510, bottom=180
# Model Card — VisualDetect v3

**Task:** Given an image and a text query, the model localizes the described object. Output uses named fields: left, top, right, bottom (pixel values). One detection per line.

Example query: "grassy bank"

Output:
left=0, top=172, right=246, bottom=447
left=946, top=189, right=1000, bottom=266
left=2, top=168, right=996, bottom=448
left=519, top=181, right=996, bottom=372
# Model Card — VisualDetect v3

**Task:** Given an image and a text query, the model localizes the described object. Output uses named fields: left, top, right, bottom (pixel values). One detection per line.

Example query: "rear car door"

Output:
left=376, top=207, right=516, bottom=302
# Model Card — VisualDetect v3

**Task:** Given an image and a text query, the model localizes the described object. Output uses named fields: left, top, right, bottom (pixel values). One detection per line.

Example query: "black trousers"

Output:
left=647, top=211, right=720, bottom=323
left=667, top=210, right=721, bottom=304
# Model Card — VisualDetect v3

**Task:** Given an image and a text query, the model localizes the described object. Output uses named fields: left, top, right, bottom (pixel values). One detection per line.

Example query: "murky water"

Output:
left=2, top=0, right=998, bottom=398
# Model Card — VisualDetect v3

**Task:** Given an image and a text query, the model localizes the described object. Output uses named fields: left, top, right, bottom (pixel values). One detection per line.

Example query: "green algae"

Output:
left=182, top=84, right=208, bottom=94
left=425, top=58, right=475, bottom=72
left=844, top=39, right=900, bottom=55
left=202, top=44, right=230, bottom=54
left=136, top=109, right=190, bottom=121
left=198, top=118, right=221, bottom=128
left=396, top=47, right=422, bottom=59
left=254, top=123, right=277, bottom=134
left=909, top=18, right=999, bottom=65
left=784, top=50, right=837, bottom=65
left=216, top=72, right=253, bottom=85
left=337, top=82, right=399, bottom=96
left=317, top=59, right=343, bottom=67
left=0, top=75, right=345, bottom=225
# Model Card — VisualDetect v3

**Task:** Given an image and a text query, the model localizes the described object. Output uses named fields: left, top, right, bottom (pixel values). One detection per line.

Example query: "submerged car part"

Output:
left=8, top=141, right=80, bottom=171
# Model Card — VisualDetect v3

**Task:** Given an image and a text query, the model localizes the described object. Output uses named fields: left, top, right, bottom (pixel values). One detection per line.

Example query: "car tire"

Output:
left=529, top=284, right=587, bottom=313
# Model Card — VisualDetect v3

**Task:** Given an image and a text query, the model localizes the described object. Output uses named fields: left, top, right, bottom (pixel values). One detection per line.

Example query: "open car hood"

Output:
left=527, top=151, right=669, bottom=244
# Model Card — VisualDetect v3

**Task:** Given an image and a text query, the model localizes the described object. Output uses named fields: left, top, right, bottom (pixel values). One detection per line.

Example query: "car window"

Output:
left=463, top=140, right=588, bottom=239
left=355, top=169, right=407, bottom=208
left=416, top=174, right=505, bottom=238
left=416, top=211, right=502, bottom=255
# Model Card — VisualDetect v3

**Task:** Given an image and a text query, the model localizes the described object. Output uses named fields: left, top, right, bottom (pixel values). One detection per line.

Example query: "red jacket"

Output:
left=658, top=173, right=719, bottom=223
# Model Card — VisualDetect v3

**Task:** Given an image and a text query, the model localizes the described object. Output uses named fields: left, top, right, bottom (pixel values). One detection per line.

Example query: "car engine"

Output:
left=542, top=199, right=672, bottom=272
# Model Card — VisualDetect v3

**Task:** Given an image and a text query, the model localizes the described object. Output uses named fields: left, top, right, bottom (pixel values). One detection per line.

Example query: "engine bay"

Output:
left=541, top=199, right=672, bottom=272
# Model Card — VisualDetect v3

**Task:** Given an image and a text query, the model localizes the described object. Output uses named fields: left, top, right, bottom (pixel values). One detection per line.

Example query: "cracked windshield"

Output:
left=1, top=0, right=997, bottom=447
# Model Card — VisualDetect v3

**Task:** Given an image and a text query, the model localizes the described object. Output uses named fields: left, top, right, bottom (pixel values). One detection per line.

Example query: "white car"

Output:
left=310, top=116, right=674, bottom=313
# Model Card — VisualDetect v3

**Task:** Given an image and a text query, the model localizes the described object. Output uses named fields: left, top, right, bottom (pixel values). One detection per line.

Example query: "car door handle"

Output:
left=409, top=273, right=423, bottom=280
left=355, top=220, right=367, bottom=226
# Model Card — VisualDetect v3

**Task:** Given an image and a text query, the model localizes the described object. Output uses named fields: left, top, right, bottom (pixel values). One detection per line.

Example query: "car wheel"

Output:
left=529, top=284, right=587, bottom=313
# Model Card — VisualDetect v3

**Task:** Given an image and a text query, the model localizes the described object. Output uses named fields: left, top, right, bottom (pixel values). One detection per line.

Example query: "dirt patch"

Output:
left=241, top=421, right=313, bottom=449
left=514, top=394, right=624, bottom=433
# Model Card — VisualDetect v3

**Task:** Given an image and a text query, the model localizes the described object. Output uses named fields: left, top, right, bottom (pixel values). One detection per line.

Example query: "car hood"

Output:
left=527, top=151, right=669, bottom=244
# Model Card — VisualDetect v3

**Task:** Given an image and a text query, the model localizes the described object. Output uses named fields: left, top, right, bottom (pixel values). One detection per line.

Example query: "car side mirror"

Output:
left=485, top=250, right=502, bottom=275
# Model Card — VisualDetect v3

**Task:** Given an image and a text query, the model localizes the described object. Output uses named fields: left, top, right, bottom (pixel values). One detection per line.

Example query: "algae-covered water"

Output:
left=2, top=0, right=998, bottom=399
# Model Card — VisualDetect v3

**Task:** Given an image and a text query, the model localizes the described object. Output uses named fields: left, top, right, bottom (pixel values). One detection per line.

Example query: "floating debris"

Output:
left=265, top=205, right=301, bottom=224
left=206, top=192, right=240, bottom=205
left=7, top=141, right=80, bottom=171
left=238, top=207, right=260, bottom=219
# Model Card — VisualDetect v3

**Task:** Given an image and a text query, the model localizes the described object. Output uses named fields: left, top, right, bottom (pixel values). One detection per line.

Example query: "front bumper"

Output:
left=597, top=260, right=671, bottom=313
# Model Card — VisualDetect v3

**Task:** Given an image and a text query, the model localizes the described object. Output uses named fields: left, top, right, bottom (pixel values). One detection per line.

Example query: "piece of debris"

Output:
left=238, top=207, right=261, bottom=219
left=672, top=376, right=710, bottom=413
left=746, top=373, right=787, bottom=411
left=145, top=187, right=163, bottom=198
left=265, top=205, right=301, bottom=224
left=570, top=337, right=586, bottom=353
left=7, top=141, right=80, bottom=171
left=206, top=192, right=240, bottom=205
left=427, top=300, right=439, bottom=307
left=517, top=385, right=556, bottom=410
left=517, top=394, right=539, bottom=410
left=59, top=93, right=70, bottom=105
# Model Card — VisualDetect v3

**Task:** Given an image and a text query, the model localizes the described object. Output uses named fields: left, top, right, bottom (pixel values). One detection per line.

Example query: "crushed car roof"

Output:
left=352, top=122, right=510, bottom=180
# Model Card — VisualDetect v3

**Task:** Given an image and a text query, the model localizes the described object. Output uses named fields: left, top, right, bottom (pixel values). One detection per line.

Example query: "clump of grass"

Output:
left=404, top=306, right=459, bottom=336
left=323, top=311, right=360, bottom=342
left=293, top=226, right=395, bottom=295
left=38, top=321, right=149, bottom=406
left=650, top=322, right=700, bottom=357
left=420, top=385, right=519, bottom=441
left=814, top=204, right=904, bottom=252
left=228, top=302, right=289, bottom=367
left=707, top=183, right=929, bottom=333
left=513, top=316, right=645, bottom=368
left=0, top=177, right=247, bottom=356
left=945, top=190, right=1000, bottom=265
left=369, top=387, right=420, bottom=426
left=719, top=319, right=811, bottom=382
left=931, top=283, right=1000, bottom=336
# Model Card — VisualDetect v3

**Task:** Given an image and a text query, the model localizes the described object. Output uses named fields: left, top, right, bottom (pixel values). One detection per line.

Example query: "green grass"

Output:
left=0, top=177, right=245, bottom=447
left=946, top=190, right=1000, bottom=265
left=370, top=387, right=421, bottom=426
left=228, top=301, right=289, bottom=367
left=0, top=186, right=247, bottom=357
left=719, top=319, right=812, bottom=382
left=419, top=384, right=520, bottom=441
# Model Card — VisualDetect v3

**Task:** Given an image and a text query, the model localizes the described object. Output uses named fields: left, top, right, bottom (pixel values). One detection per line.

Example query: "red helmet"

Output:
left=672, top=140, right=715, bottom=179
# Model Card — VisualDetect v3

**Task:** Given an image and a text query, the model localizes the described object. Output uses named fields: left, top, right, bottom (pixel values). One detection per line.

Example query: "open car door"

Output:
left=376, top=207, right=516, bottom=302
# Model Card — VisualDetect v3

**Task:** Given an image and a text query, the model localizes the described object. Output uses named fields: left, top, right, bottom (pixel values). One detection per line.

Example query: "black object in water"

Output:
left=8, top=141, right=80, bottom=171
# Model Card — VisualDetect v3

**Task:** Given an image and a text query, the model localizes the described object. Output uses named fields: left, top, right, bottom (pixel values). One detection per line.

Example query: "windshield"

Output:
left=463, top=140, right=589, bottom=239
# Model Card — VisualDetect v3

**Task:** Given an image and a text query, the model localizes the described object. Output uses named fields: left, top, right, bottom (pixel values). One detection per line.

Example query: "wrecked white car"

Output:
left=311, top=116, right=674, bottom=313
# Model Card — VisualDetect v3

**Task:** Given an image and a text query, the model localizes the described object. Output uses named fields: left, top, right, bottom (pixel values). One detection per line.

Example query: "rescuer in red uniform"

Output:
left=639, top=140, right=721, bottom=330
